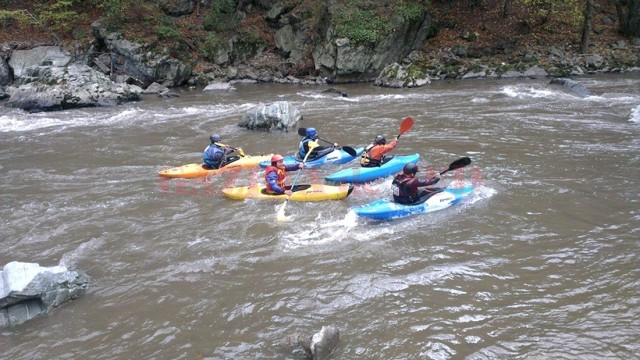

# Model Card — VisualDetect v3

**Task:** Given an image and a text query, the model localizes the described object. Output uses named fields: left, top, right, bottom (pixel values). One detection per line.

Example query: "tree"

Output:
left=615, top=0, right=640, bottom=36
left=579, top=0, right=595, bottom=53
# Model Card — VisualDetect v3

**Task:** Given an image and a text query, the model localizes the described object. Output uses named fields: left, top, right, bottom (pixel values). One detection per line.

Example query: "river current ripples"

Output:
left=1, top=73, right=639, bottom=359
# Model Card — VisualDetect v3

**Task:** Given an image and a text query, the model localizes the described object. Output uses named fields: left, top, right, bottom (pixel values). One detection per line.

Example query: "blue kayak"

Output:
left=324, top=153, right=420, bottom=183
left=353, top=185, right=476, bottom=220
left=259, top=147, right=364, bottom=168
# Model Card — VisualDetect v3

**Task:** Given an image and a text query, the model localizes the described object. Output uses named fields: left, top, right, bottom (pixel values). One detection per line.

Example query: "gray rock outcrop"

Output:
left=549, top=77, right=593, bottom=97
left=3, top=46, right=142, bottom=112
left=5, top=62, right=141, bottom=112
left=375, top=62, right=431, bottom=88
left=312, top=8, right=431, bottom=82
left=1, top=261, right=90, bottom=327
left=8, top=46, right=71, bottom=79
left=91, top=20, right=191, bottom=88
left=0, top=56, right=13, bottom=87
left=238, top=101, right=301, bottom=131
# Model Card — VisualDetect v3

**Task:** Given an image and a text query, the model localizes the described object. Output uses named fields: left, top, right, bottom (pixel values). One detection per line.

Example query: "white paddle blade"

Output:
left=276, top=202, right=291, bottom=222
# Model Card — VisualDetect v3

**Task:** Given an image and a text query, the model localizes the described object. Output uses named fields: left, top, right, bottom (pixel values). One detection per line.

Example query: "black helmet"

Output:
left=210, top=133, right=221, bottom=143
left=403, top=163, right=418, bottom=175
left=375, top=135, right=386, bottom=145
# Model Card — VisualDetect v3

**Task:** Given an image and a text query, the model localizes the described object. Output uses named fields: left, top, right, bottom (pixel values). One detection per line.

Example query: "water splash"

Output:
left=630, top=104, right=640, bottom=123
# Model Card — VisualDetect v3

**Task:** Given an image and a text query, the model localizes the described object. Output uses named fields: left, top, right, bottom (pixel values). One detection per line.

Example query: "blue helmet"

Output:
left=305, top=127, right=317, bottom=139
left=210, top=133, right=221, bottom=143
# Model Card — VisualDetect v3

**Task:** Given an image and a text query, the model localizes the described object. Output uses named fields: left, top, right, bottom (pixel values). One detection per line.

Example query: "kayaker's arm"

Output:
left=266, top=171, right=285, bottom=194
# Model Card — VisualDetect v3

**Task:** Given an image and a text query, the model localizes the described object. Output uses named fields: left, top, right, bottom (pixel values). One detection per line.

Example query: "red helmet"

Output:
left=271, top=154, right=284, bottom=164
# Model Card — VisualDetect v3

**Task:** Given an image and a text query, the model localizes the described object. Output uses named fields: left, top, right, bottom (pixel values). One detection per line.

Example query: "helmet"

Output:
left=403, top=163, right=418, bottom=175
left=210, top=133, right=221, bottom=143
left=271, top=154, right=284, bottom=164
left=375, top=135, right=386, bottom=145
left=305, top=127, right=317, bottom=139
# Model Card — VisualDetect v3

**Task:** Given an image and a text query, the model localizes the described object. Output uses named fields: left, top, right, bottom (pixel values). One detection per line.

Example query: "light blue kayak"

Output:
left=259, top=147, right=364, bottom=168
left=324, top=153, right=420, bottom=183
left=353, top=185, right=476, bottom=220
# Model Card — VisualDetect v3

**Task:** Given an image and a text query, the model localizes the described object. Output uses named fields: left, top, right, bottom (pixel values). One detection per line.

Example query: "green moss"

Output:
left=334, top=5, right=391, bottom=45
left=203, top=0, right=236, bottom=32
left=394, top=2, right=425, bottom=22
left=0, top=10, right=30, bottom=28
left=200, top=33, right=225, bottom=61
left=156, top=25, right=182, bottom=40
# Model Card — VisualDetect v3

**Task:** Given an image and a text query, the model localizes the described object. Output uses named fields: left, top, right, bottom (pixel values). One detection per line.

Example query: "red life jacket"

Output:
left=265, top=165, right=286, bottom=193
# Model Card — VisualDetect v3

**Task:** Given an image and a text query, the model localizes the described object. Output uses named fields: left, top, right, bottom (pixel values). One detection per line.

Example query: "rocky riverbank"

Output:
left=1, top=1, right=639, bottom=112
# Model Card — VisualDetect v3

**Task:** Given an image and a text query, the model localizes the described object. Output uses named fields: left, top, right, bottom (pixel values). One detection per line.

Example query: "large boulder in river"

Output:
left=238, top=101, right=302, bottom=131
left=1, top=261, right=90, bottom=327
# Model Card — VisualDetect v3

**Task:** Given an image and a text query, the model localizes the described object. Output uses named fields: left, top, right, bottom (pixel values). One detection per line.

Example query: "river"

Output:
left=2, top=74, right=639, bottom=359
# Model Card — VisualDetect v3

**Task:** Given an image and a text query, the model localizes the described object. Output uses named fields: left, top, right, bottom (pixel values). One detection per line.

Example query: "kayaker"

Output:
left=392, top=163, right=441, bottom=205
left=203, top=133, right=241, bottom=169
left=265, top=154, right=303, bottom=196
left=298, top=127, right=338, bottom=161
left=360, top=135, right=398, bottom=167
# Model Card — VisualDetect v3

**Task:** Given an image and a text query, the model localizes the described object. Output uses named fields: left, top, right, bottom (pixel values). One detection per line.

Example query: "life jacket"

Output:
left=360, top=143, right=382, bottom=167
left=203, top=144, right=224, bottom=169
left=298, top=137, right=313, bottom=159
left=392, top=174, right=417, bottom=203
left=265, top=165, right=286, bottom=193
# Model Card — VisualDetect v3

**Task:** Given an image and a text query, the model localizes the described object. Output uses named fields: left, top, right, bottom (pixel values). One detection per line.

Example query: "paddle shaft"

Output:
left=280, top=142, right=317, bottom=213
left=214, top=143, right=240, bottom=152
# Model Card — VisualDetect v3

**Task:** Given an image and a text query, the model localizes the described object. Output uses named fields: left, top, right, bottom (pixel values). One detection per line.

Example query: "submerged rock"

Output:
left=286, top=325, right=341, bottom=359
left=0, top=261, right=90, bottom=327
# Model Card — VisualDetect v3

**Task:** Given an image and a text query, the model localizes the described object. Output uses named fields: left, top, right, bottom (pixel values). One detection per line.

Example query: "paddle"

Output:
left=396, top=116, right=414, bottom=140
left=297, top=128, right=357, bottom=157
left=276, top=141, right=318, bottom=222
left=214, top=142, right=245, bottom=157
left=439, top=157, right=472, bottom=175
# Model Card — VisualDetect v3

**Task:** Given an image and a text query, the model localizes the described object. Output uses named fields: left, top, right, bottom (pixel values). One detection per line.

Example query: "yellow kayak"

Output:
left=159, top=154, right=273, bottom=179
left=222, top=184, right=354, bottom=201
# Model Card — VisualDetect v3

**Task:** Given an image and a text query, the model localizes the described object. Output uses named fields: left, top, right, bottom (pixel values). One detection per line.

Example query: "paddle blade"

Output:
left=399, top=117, right=414, bottom=136
left=342, top=146, right=357, bottom=157
left=276, top=200, right=291, bottom=222
left=297, top=127, right=307, bottom=136
left=441, top=157, right=472, bottom=175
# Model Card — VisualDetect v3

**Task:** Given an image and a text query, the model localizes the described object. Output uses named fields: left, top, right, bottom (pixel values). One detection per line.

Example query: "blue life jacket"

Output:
left=203, top=144, right=224, bottom=168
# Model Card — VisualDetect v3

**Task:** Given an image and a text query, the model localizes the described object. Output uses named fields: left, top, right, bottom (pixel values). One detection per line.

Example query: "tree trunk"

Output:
left=580, top=0, right=595, bottom=53
left=615, top=0, right=640, bottom=36
left=502, top=0, right=509, bottom=17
